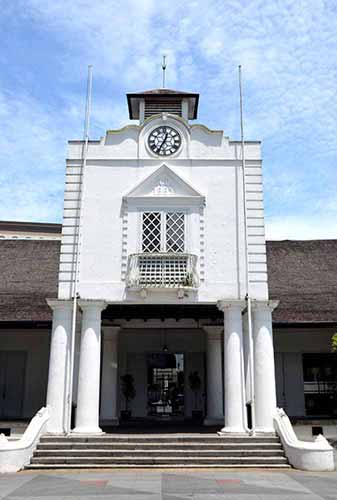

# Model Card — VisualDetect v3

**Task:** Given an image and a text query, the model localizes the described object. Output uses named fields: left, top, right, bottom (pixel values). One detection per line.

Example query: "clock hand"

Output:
left=159, top=133, right=168, bottom=151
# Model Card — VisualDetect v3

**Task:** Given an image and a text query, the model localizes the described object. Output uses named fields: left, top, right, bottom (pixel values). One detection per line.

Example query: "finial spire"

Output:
left=162, top=55, right=167, bottom=88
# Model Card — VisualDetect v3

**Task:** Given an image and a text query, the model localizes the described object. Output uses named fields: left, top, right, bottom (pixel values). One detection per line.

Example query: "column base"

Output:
left=218, top=426, right=248, bottom=436
left=45, top=431, right=67, bottom=435
left=254, top=427, right=276, bottom=435
left=203, top=417, right=223, bottom=426
left=72, top=426, right=103, bottom=434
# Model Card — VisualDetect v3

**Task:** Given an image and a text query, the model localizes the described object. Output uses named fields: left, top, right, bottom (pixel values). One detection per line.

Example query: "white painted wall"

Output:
left=274, top=327, right=335, bottom=353
left=0, top=331, right=49, bottom=418
left=275, top=352, right=305, bottom=416
left=58, top=113, right=268, bottom=303
left=274, top=327, right=334, bottom=417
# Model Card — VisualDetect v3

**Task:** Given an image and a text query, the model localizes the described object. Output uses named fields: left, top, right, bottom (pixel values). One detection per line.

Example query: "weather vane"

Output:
left=162, top=55, right=167, bottom=88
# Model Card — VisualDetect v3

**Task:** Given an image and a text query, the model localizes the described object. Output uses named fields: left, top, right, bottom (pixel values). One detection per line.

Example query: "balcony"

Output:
left=126, top=253, right=199, bottom=289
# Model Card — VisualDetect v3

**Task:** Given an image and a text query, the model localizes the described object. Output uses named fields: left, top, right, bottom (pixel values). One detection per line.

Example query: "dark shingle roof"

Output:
left=0, top=238, right=336, bottom=324
left=0, top=221, right=62, bottom=234
left=0, top=240, right=59, bottom=322
left=128, top=88, right=198, bottom=96
left=267, top=240, right=337, bottom=324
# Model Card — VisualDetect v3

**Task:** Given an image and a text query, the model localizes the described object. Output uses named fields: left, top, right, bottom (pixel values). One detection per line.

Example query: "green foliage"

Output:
left=181, top=272, right=194, bottom=287
left=331, top=333, right=337, bottom=352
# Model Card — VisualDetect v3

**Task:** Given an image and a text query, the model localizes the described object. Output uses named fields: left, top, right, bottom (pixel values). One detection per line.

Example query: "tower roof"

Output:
left=126, top=88, right=199, bottom=120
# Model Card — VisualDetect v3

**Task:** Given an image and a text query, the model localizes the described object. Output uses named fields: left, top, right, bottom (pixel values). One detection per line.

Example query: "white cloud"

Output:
left=266, top=214, right=337, bottom=240
left=0, top=89, right=69, bottom=222
left=0, top=0, right=336, bottom=239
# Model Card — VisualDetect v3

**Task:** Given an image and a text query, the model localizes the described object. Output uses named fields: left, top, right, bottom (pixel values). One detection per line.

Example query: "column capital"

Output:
left=78, top=300, right=107, bottom=313
left=102, top=326, right=121, bottom=338
left=203, top=325, right=222, bottom=340
left=251, top=299, right=279, bottom=313
left=217, top=299, right=246, bottom=313
left=46, top=298, right=73, bottom=312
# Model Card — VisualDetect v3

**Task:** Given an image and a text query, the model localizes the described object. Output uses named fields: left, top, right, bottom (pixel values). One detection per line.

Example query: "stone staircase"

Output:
left=26, top=434, right=290, bottom=469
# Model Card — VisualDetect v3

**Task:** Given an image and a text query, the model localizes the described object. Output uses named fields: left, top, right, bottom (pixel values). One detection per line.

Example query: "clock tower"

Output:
left=46, top=84, right=278, bottom=441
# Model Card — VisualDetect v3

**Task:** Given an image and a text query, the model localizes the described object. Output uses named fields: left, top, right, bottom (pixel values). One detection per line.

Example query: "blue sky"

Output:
left=0, top=0, right=336, bottom=239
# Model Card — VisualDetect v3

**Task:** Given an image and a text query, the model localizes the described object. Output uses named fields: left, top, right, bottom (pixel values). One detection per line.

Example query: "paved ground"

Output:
left=1, top=470, right=337, bottom=499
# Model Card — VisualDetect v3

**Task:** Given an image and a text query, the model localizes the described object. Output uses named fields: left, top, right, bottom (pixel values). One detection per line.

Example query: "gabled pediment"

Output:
left=124, top=165, right=204, bottom=200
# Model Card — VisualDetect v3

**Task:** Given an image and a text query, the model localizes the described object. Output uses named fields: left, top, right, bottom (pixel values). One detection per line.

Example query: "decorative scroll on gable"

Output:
left=152, top=179, right=175, bottom=196
left=123, top=164, right=205, bottom=203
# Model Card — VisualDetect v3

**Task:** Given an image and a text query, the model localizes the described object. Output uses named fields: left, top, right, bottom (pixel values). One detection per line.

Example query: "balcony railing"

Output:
left=126, top=253, right=199, bottom=289
left=304, top=381, right=337, bottom=394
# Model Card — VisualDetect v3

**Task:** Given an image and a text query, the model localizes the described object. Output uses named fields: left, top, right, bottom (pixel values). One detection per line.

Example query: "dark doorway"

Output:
left=147, top=353, right=184, bottom=420
left=303, top=353, right=337, bottom=416
left=0, top=351, right=26, bottom=419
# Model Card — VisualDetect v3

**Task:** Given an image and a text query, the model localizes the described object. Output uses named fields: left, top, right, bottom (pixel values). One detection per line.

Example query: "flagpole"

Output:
left=239, top=65, right=256, bottom=436
left=65, top=65, right=93, bottom=434
left=162, top=55, right=167, bottom=88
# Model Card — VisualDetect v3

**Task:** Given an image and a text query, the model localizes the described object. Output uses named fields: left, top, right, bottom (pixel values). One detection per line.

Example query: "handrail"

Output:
left=0, top=407, right=50, bottom=473
left=274, top=407, right=334, bottom=471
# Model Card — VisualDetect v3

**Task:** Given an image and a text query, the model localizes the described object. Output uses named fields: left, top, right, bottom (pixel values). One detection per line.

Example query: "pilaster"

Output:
left=203, top=326, right=223, bottom=426
left=101, top=326, right=120, bottom=425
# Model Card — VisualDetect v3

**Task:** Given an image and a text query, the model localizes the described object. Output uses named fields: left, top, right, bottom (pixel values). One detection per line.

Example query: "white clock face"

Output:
left=148, top=126, right=181, bottom=156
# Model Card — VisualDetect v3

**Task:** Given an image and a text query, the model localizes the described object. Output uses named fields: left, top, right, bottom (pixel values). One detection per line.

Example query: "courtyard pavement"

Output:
left=1, top=469, right=337, bottom=499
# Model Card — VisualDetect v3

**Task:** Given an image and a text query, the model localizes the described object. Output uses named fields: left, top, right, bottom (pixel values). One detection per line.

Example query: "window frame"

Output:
left=138, top=208, right=189, bottom=254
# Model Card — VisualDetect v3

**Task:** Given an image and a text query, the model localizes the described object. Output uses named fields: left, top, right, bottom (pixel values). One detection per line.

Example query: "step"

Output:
left=33, top=449, right=285, bottom=458
left=31, top=433, right=288, bottom=470
left=39, top=436, right=280, bottom=444
left=31, top=456, right=288, bottom=465
left=26, top=463, right=291, bottom=469
left=37, top=442, right=282, bottom=451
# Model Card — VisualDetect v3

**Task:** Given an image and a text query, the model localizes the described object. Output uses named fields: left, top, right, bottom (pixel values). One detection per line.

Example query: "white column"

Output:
left=204, top=326, right=223, bottom=425
left=217, top=301, right=247, bottom=434
left=46, top=300, right=72, bottom=433
left=252, top=300, right=278, bottom=433
left=100, top=327, right=120, bottom=425
left=73, top=300, right=106, bottom=434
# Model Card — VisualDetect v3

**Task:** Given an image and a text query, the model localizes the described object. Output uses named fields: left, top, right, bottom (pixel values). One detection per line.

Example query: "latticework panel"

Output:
left=166, top=212, right=185, bottom=253
left=142, top=212, right=161, bottom=253
left=126, top=253, right=199, bottom=289
left=139, top=254, right=187, bottom=287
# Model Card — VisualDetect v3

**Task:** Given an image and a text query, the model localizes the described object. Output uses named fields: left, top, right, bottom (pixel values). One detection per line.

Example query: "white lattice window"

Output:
left=142, top=211, right=185, bottom=253
left=142, top=212, right=161, bottom=252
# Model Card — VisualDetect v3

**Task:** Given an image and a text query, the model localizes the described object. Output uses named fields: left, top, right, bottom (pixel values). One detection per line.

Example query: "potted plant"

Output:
left=331, top=333, right=337, bottom=353
left=188, top=371, right=203, bottom=422
left=181, top=272, right=194, bottom=287
left=120, top=373, right=136, bottom=421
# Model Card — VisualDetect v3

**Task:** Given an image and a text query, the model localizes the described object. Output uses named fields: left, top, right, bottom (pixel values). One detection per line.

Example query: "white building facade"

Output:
left=45, top=88, right=279, bottom=435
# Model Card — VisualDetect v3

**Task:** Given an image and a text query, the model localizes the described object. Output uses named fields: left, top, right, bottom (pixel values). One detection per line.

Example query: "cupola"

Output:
left=126, top=88, right=199, bottom=123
